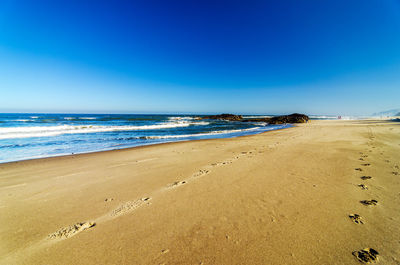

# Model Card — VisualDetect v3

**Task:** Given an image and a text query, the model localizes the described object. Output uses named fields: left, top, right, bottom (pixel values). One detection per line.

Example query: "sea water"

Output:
left=0, top=113, right=291, bottom=163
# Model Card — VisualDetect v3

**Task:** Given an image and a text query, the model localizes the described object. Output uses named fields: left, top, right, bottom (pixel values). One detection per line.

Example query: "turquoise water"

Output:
left=0, top=113, right=291, bottom=163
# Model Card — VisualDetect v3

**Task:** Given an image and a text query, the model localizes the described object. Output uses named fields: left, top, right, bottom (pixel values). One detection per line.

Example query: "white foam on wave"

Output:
left=191, top=121, right=209, bottom=125
left=14, top=119, right=33, bottom=122
left=309, top=115, right=363, bottom=120
left=242, top=115, right=273, bottom=119
left=138, top=127, right=264, bottom=140
left=339, top=116, right=359, bottom=120
left=167, top=116, right=195, bottom=121
left=79, top=117, right=97, bottom=120
left=64, top=117, right=74, bottom=120
left=309, top=115, right=338, bottom=119
left=0, top=121, right=210, bottom=139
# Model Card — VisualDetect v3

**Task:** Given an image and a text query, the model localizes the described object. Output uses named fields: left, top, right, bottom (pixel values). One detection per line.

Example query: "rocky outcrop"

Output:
left=243, top=113, right=309, bottom=124
left=201, top=114, right=243, bottom=121
left=201, top=113, right=309, bottom=124
left=241, top=118, right=271, bottom=123
left=267, top=113, right=309, bottom=124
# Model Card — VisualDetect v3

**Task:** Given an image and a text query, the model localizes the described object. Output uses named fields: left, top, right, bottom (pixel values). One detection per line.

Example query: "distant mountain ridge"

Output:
left=372, top=109, right=400, bottom=117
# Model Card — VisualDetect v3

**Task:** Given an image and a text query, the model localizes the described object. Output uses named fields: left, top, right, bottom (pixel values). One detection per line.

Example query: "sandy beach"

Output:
left=1, top=119, right=399, bottom=265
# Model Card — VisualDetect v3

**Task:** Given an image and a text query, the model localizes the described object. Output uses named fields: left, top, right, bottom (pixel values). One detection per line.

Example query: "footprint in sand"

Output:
left=212, top=161, right=232, bottom=166
left=358, top=184, right=368, bottom=190
left=392, top=172, right=399, bottom=176
left=349, top=214, right=364, bottom=224
left=355, top=168, right=363, bottom=171
left=105, top=198, right=114, bottom=202
left=361, top=163, right=371, bottom=167
left=48, top=222, right=96, bottom=239
left=359, top=158, right=364, bottom=161
left=193, top=169, right=210, bottom=177
left=360, top=176, right=372, bottom=180
left=360, top=200, right=378, bottom=206
left=352, top=248, right=379, bottom=263
left=110, top=197, right=151, bottom=217
left=169, top=180, right=186, bottom=188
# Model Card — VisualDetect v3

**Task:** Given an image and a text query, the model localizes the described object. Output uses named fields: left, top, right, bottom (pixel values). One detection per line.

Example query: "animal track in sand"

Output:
left=355, top=168, right=363, bottom=171
left=360, top=200, right=378, bottom=206
left=358, top=184, right=368, bottom=190
left=110, top=197, right=151, bottom=217
left=105, top=198, right=114, bottom=202
left=352, top=248, right=379, bottom=263
left=392, top=172, right=399, bottom=176
left=48, top=222, right=95, bottom=239
left=361, top=163, right=371, bottom=167
left=360, top=176, right=372, bottom=180
left=349, top=214, right=364, bottom=224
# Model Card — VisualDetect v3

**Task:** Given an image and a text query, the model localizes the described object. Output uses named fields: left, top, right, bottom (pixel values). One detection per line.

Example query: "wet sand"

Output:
left=1, top=120, right=399, bottom=264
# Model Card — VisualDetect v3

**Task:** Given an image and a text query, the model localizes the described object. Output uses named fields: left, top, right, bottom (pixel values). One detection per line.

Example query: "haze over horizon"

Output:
left=1, top=0, right=400, bottom=115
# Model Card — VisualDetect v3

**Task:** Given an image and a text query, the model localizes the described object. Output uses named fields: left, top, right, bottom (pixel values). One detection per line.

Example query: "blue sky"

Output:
left=0, top=0, right=399, bottom=115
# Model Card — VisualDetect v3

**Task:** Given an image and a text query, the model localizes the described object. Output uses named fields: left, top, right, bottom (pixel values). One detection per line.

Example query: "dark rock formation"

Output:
left=267, top=113, right=309, bottom=124
left=241, top=118, right=271, bottom=123
left=243, top=113, right=309, bottom=124
left=200, top=113, right=309, bottom=124
left=201, top=114, right=243, bottom=121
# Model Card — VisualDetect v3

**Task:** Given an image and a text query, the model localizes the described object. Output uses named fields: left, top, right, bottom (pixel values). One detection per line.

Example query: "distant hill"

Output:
left=372, top=109, right=400, bottom=117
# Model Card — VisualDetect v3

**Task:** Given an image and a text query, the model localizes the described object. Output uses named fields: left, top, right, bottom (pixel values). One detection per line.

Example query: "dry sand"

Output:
left=1, top=120, right=399, bottom=264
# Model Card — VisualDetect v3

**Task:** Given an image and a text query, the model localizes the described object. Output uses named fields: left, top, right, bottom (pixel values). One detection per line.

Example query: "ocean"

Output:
left=0, top=113, right=291, bottom=163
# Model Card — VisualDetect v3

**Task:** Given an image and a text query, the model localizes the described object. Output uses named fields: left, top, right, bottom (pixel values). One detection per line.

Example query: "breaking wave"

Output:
left=0, top=121, right=210, bottom=139
left=137, top=127, right=262, bottom=140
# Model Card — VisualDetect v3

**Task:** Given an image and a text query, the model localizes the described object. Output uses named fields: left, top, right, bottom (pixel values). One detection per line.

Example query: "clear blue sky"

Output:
left=0, top=0, right=399, bottom=115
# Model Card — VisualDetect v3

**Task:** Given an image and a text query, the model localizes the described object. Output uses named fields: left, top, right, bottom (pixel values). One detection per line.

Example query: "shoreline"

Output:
left=0, top=124, right=293, bottom=166
left=1, top=120, right=399, bottom=264
left=1, top=113, right=293, bottom=165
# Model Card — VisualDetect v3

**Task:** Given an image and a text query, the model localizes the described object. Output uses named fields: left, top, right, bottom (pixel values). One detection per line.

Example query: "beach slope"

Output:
left=1, top=120, right=399, bottom=264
